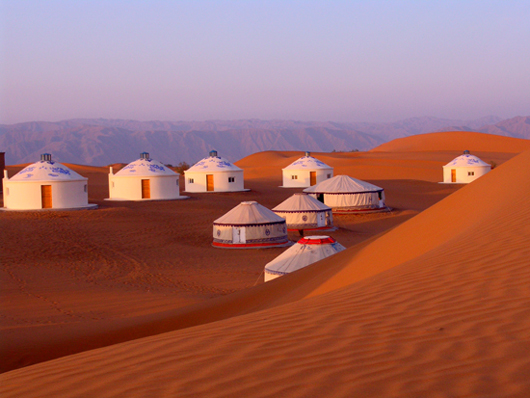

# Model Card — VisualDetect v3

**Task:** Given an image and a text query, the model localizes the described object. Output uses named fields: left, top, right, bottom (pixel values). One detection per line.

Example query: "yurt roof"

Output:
left=303, top=175, right=383, bottom=194
left=443, top=153, right=490, bottom=168
left=273, top=193, right=331, bottom=213
left=186, top=154, right=242, bottom=173
left=283, top=155, right=332, bottom=171
left=115, top=157, right=177, bottom=177
left=264, top=235, right=345, bottom=276
left=10, top=159, right=85, bottom=182
left=214, top=201, right=286, bottom=226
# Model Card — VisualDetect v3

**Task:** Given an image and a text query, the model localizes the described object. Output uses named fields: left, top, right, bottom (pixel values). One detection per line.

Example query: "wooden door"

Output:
left=206, top=174, right=214, bottom=191
left=141, top=179, right=150, bottom=199
left=41, top=185, right=52, bottom=208
left=451, top=169, right=456, bottom=183
left=310, top=171, right=317, bottom=186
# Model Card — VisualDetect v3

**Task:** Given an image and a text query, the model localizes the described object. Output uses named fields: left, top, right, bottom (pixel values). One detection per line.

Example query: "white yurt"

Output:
left=2, top=153, right=97, bottom=211
left=273, top=193, right=334, bottom=231
left=185, top=150, right=246, bottom=192
left=212, top=201, right=289, bottom=249
left=107, top=152, right=186, bottom=201
left=303, top=175, right=387, bottom=213
left=442, top=150, right=491, bottom=183
left=282, top=152, right=333, bottom=188
left=264, top=235, right=345, bottom=282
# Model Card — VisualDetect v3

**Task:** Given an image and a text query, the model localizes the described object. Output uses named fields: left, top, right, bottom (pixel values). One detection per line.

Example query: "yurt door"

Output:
left=41, top=185, right=52, bottom=209
left=451, top=169, right=456, bottom=182
left=310, top=171, right=317, bottom=186
left=141, top=179, right=151, bottom=199
left=206, top=174, right=214, bottom=191
left=232, top=227, right=246, bottom=244
left=317, top=212, right=325, bottom=227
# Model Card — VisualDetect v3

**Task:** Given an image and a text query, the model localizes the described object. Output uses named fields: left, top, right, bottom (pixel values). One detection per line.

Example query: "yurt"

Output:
left=212, top=201, right=289, bottom=249
left=264, top=235, right=345, bottom=282
left=2, top=153, right=97, bottom=211
left=442, top=150, right=491, bottom=183
left=273, top=193, right=334, bottom=231
left=0, top=152, right=5, bottom=194
left=303, top=174, right=387, bottom=213
left=282, top=152, right=333, bottom=188
left=185, top=150, right=246, bottom=193
left=107, top=152, right=186, bottom=201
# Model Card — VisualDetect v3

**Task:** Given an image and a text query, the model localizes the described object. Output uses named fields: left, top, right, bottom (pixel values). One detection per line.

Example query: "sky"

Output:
left=1, top=0, right=529, bottom=124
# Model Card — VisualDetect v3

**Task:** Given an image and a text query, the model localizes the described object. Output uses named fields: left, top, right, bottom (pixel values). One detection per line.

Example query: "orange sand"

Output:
left=1, top=132, right=529, bottom=397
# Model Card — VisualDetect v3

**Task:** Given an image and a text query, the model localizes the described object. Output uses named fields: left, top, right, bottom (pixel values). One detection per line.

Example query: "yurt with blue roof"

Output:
left=442, top=150, right=491, bottom=183
left=2, top=153, right=96, bottom=210
left=282, top=152, right=333, bottom=188
left=184, top=150, right=246, bottom=193
left=107, top=152, right=184, bottom=201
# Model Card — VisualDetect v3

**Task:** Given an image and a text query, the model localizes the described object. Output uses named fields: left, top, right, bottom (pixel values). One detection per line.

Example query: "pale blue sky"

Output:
left=1, top=0, right=529, bottom=124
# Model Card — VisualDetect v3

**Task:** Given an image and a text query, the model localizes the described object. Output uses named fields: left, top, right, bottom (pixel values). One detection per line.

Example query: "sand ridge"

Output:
left=371, top=130, right=530, bottom=153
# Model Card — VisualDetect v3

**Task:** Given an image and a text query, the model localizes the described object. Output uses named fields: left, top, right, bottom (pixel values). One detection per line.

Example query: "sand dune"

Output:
left=371, top=130, right=530, bottom=153
left=1, top=138, right=530, bottom=396
left=2, top=149, right=463, bottom=372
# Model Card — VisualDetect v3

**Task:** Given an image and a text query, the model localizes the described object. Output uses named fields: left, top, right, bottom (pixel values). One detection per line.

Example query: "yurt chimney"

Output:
left=463, top=150, right=470, bottom=154
left=41, top=153, right=52, bottom=162
left=305, top=151, right=311, bottom=157
left=140, top=152, right=150, bottom=160
left=209, top=150, right=218, bottom=158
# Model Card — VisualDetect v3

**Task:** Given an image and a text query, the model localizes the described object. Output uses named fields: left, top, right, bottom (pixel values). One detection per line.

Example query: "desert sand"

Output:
left=1, top=131, right=530, bottom=397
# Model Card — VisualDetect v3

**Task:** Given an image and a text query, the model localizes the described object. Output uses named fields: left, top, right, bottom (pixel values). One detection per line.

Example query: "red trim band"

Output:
left=298, top=236, right=336, bottom=245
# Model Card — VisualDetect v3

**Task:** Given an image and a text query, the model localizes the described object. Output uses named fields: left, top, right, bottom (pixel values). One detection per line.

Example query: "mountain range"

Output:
left=1, top=116, right=528, bottom=166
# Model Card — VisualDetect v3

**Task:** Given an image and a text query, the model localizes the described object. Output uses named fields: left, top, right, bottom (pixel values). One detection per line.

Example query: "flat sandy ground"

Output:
left=1, top=131, right=530, bottom=397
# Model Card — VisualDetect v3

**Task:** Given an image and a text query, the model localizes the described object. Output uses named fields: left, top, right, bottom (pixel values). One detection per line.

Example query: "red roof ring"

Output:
left=298, top=236, right=336, bottom=245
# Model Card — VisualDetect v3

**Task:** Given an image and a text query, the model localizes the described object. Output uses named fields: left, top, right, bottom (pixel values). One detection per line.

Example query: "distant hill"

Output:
left=342, top=115, right=503, bottom=141
left=432, top=116, right=530, bottom=139
left=476, top=116, right=530, bottom=139
left=0, top=120, right=381, bottom=166
left=1, top=116, right=528, bottom=166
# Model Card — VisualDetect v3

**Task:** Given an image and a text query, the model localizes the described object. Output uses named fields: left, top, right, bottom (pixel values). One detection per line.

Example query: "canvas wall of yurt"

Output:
left=212, top=201, right=289, bottom=249
left=264, top=235, right=345, bottom=282
left=185, top=150, right=246, bottom=193
left=107, top=152, right=185, bottom=201
left=0, top=152, right=5, bottom=194
left=2, top=153, right=97, bottom=211
left=304, top=174, right=387, bottom=213
left=282, top=152, right=333, bottom=188
left=442, top=150, right=491, bottom=183
left=273, top=193, right=334, bottom=231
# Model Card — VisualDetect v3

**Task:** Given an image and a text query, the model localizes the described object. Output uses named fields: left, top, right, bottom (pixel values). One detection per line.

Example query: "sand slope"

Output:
left=2, top=151, right=462, bottom=372
left=1, top=150, right=530, bottom=395
left=371, top=130, right=530, bottom=153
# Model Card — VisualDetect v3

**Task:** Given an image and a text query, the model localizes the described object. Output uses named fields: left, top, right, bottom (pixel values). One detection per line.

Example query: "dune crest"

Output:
left=371, top=131, right=530, bottom=153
